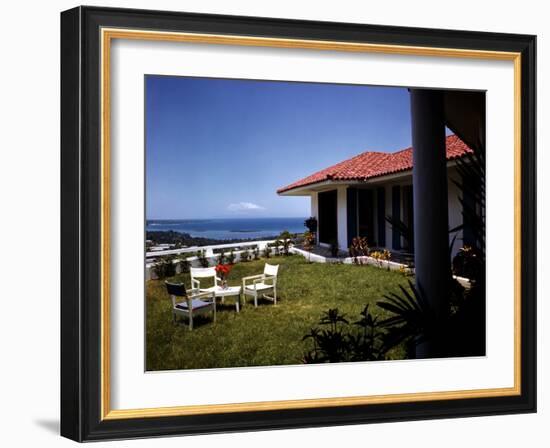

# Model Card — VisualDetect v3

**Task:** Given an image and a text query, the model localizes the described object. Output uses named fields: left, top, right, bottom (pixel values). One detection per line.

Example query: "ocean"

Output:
left=146, top=217, right=306, bottom=241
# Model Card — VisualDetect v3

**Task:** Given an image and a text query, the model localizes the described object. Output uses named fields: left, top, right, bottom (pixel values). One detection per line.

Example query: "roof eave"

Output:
left=277, top=179, right=352, bottom=196
left=277, top=160, right=462, bottom=195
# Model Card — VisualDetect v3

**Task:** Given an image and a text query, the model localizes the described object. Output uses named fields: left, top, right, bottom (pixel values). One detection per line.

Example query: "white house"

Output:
left=278, top=134, right=476, bottom=258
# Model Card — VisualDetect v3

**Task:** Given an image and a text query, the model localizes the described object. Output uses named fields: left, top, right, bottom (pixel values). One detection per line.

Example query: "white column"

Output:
left=336, top=186, right=348, bottom=252
left=310, top=192, right=318, bottom=220
left=410, top=88, right=450, bottom=358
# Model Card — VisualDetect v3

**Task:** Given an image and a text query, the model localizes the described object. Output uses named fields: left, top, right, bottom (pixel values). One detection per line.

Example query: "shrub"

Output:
left=304, top=216, right=318, bottom=234
left=303, top=231, right=315, bottom=251
left=398, top=264, right=412, bottom=277
left=272, top=240, right=282, bottom=256
left=302, top=231, right=315, bottom=262
left=153, top=255, right=176, bottom=279
left=452, top=245, right=482, bottom=280
left=253, top=246, right=260, bottom=260
left=377, top=276, right=485, bottom=358
left=263, top=245, right=271, bottom=258
left=196, top=250, right=209, bottom=268
left=218, top=250, right=226, bottom=264
left=349, top=236, right=369, bottom=264
left=176, top=257, right=190, bottom=274
left=278, top=231, right=294, bottom=256
left=370, top=249, right=391, bottom=269
left=240, top=248, right=250, bottom=262
left=227, top=250, right=236, bottom=264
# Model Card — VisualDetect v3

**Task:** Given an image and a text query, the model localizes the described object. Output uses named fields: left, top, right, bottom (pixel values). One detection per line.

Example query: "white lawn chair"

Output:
left=242, top=263, right=279, bottom=307
left=190, top=267, right=220, bottom=293
left=165, top=281, right=216, bottom=330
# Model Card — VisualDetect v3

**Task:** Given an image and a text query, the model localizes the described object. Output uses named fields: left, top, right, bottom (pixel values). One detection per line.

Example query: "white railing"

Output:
left=146, top=239, right=276, bottom=259
left=145, top=240, right=280, bottom=281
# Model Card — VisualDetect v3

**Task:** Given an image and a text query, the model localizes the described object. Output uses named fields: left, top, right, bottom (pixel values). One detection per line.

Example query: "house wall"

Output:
left=379, top=174, right=463, bottom=258
left=375, top=181, right=406, bottom=251
left=309, top=167, right=465, bottom=258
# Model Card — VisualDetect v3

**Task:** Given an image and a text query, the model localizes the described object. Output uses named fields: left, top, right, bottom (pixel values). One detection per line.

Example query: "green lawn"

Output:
left=146, top=254, right=410, bottom=371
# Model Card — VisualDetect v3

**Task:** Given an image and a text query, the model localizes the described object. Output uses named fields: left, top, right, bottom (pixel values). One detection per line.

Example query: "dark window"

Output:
left=318, top=190, right=338, bottom=245
left=357, top=189, right=374, bottom=243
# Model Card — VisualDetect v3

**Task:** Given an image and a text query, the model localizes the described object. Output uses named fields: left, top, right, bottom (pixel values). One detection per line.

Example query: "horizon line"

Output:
left=146, top=216, right=308, bottom=221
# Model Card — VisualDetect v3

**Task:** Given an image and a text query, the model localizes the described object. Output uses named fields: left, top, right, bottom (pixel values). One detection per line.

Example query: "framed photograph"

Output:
left=60, top=6, right=536, bottom=441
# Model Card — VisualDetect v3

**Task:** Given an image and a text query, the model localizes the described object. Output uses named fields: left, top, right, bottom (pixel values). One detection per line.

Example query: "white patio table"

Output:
left=214, top=285, right=242, bottom=312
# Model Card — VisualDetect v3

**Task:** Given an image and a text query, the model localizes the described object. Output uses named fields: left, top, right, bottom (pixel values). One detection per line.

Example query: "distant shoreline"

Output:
left=146, top=217, right=307, bottom=242
left=146, top=230, right=283, bottom=247
left=147, top=217, right=305, bottom=221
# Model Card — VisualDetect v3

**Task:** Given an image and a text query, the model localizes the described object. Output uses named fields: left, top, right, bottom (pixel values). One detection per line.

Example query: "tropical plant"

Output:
left=376, top=280, right=437, bottom=355
left=227, top=250, right=236, bottom=264
left=301, top=231, right=314, bottom=262
left=253, top=246, right=260, bottom=260
left=278, top=230, right=294, bottom=256
left=376, top=275, right=485, bottom=358
left=217, top=249, right=226, bottom=264
left=370, top=249, right=391, bottom=269
left=263, top=245, right=271, bottom=258
left=272, top=240, right=281, bottom=256
left=240, top=248, right=250, bottom=262
left=303, top=306, right=387, bottom=364
left=450, top=143, right=486, bottom=256
left=153, top=255, right=176, bottom=279
left=196, top=250, right=209, bottom=268
left=349, top=304, right=387, bottom=361
left=303, top=309, right=350, bottom=363
left=349, top=236, right=369, bottom=264
left=398, top=264, right=412, bottom=277
left=303, top=231, right=315, bottom=249
left=304, top=216, right=318, bottom=235
left=452, top=245, right=482, bottom=280
left=176, top=256, right=190, bottom=274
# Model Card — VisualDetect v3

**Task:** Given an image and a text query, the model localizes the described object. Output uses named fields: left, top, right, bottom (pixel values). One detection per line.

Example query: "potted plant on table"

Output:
left=215, top=263, right=233, bottom=289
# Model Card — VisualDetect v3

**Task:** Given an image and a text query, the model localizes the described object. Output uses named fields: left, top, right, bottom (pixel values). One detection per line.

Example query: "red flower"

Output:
left=215, top=263, right=233, bottom=279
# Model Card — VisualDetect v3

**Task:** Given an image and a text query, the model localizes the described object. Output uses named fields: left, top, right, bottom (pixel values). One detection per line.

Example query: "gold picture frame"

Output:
left=61, top=6, right=536, bottom=441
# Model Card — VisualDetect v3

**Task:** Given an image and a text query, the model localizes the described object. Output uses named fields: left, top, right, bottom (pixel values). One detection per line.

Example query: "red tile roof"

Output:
left=277, top=134, right=472, bottom=194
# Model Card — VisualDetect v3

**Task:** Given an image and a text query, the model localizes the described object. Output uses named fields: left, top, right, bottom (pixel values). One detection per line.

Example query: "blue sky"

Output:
left=146, top=76, right=413, bottom=220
